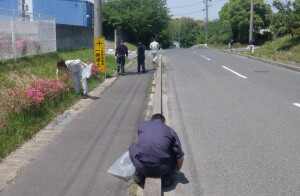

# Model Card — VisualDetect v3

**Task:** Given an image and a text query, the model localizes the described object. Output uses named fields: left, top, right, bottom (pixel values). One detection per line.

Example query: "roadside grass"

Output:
left=209, top=42, right=248, bottom=50
left=106, top=42, right=137, bottom=52
left=147, top=75, right=155, bottom=98
left=0, top=49, right=121, bottom=160
left=129, top=179, right=137, bottom=196
left=240, top=35, right=300, bottom=64
left=125, top=42, right=138, bottom=51
left=208, top=43, right=228, bottom=49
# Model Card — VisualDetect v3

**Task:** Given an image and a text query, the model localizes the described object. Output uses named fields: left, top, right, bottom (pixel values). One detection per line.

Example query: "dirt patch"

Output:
left=5, top=71, right=37, bottom=90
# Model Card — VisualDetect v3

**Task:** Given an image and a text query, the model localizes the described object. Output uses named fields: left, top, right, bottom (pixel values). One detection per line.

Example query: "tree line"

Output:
left=102, top=0, right=300, bottom=48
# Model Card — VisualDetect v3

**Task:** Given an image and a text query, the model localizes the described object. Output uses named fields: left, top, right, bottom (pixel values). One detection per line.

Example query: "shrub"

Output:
left=1, top=78, right=69, bottom=118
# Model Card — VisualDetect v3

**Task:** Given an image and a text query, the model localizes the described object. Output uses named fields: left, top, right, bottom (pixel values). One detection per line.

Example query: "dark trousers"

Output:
left=117, top=55, right=126, bottom=73
left=129, top=143, right=175, bottom=177
left=137, top=55, right=145, bottom=72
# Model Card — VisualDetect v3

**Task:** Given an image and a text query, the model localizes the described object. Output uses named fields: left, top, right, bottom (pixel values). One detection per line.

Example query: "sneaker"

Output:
left=117, top=68, right=120, bottom=73
left=162, top=174, right=173, bottom=187
left=83, top=93, right=88, bottom=99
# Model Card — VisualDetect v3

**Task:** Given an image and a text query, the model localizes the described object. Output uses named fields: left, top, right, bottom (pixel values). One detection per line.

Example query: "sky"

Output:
left=166, top=0, right=230, bottom=21
left=88, top=0, right=282, bottom=21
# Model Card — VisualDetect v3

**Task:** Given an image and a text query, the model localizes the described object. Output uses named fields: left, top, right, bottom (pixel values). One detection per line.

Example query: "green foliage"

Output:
left=207, top=20, right=233, bottom=44
left=103, top=0, right=171, bottom=47
left=0, top=50, right=119, bottom=160
left=219, top=0, right=272, bottom=43
left=168, top=17, right=206, bottom=47
left=271, top=0, right=300, bottom=44
left=244, top=34, right=300, bottom=63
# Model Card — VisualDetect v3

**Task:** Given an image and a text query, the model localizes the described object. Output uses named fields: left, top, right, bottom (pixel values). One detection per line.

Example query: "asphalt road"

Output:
left=162, top=49, right=300, bottom=195
left=0, top=58, right=154, bottom=196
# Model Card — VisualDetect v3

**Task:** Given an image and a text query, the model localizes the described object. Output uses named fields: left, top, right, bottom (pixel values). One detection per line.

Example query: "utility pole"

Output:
left=249, top=0, right=254, bottom=42
left=205, top=0, right=208, bottom=43
left=94, top=0, right=106, bottom=75
left=94, top=0, right=103, bottom=38
left=178, top=21, right=181, bottom=48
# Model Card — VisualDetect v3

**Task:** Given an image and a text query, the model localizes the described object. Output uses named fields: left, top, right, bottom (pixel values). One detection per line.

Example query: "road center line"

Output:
left=201, top=55, right=211, bottom=61
left=222, top=66, right=247, bottom=79
left=293, top=103, right=300, bottom=108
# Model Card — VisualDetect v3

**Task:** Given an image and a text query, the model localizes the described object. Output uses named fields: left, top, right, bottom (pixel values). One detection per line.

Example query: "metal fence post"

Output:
left=12, top=10, right=17, bottom=61
left=0, top=8, right=56, bottom=62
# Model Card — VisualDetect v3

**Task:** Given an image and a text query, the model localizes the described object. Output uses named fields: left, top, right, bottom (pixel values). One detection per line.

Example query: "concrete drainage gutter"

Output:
left=139, top=55, right=163, bottom=196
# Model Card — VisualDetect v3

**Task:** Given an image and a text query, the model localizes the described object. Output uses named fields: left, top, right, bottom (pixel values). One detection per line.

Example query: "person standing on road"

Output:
left=249, top=39, right=255, bottom=54
left=56, top=59, right=88, bottom=99
left=229, top=39, right=234, bottom=51
left=149, top=38, right=160, bottom=63
left=115, top=40, right=128, bottom=74
left=137, top=40, right=146, bottom=73
left=129, top=113, right=184, bottom=187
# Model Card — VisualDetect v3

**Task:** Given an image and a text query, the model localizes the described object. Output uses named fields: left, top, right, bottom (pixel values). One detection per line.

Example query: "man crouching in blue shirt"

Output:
left=129, top=113, right=184, bottom=187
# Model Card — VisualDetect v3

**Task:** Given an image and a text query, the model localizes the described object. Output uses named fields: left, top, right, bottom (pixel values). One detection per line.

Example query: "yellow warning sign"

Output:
left=94, top=38, right=106, bottom=73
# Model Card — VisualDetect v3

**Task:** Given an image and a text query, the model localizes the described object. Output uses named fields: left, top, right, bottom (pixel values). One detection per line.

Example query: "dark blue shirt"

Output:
left=138, top=44, right=146, bottom=56
left=136, top=120, right=184, bottom=164
left=115, top=43, right=128, bottom=56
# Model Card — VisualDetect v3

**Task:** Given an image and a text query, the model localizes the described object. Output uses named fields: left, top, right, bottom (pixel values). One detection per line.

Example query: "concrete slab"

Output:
left=143, top=177, right=161, bottom=196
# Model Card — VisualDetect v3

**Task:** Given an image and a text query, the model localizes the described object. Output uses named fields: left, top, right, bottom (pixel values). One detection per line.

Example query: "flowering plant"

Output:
left=1, top=78, right=69, bottom=118
left=91, top=63, right=101, bottom=78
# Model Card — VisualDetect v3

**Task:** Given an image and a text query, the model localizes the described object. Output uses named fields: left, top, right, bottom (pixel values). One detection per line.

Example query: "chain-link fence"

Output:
left=0, top=9, right=56, bottom=61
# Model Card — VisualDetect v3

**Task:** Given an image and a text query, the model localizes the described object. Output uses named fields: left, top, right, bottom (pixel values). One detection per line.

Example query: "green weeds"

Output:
left=0, top=49, right=121, bottom=160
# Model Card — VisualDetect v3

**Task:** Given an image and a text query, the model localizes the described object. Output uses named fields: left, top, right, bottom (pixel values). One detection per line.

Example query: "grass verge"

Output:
left=0, top=49, right=123, bottom=160
left=129, top=179, right=137, bottom=196
left=239, top=35, right=300, bottom=64
left=106, top=42, right=137, bottom=51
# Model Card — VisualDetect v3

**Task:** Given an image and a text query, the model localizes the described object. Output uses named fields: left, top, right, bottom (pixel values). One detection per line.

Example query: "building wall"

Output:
left=0, top=0, right=93, bottom=27
left=33, top=0, right=92, bottom=26
left=56, top=24, right=93, bottom=51
left=0, top=0, right=18, bottom=10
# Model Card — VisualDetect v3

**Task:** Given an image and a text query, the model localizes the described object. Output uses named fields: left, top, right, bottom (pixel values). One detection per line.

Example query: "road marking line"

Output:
left=293, top=103, right=300, bottom=108
left=201, top=55, right=211, bottom=61
left=222, top=66, right=247, bottom=79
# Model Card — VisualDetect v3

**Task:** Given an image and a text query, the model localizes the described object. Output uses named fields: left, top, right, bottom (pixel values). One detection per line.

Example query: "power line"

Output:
left=169, top=2, right=203, bottom=9
left=173, top=9, right=205, bottom=17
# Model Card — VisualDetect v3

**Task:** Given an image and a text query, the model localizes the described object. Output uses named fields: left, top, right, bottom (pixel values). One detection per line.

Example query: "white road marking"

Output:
left=293, top=103, right=300, bottom=108
left=201, top=55, right=211, bottom=61
left=222, top=66, right=247, bottom=79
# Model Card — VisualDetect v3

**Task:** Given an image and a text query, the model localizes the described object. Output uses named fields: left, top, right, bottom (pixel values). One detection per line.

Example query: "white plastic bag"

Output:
left=107, top=151, right=136, bottom=181
left=147, top=51, right=153, bottom=57
left=82, top=63, right=92, bottom=79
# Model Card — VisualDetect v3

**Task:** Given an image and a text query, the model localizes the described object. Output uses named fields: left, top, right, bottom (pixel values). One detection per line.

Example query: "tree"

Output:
left=168, top=17, right=205, bottom=47
left=271, top=0, right=300, bottom=44
left=219, top=0, right=272, bottom=43
left=102, top=0, right=171, bottom=47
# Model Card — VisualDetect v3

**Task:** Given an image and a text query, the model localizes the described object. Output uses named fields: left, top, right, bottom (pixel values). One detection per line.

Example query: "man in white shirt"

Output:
left=56, top=59, right=88, bottom=99
left=149, top=39, right=160, bottom=63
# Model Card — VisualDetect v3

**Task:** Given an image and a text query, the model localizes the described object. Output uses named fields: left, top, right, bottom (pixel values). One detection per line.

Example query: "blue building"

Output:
left=0, top=0, right=94, bottom=27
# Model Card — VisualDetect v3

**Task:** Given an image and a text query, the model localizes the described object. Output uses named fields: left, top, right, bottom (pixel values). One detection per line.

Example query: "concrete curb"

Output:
left=142, top=55, right=163, bottom=196
left=0, top=60, right=135, bottom=191
left=222, top=50, right=300, bottom=72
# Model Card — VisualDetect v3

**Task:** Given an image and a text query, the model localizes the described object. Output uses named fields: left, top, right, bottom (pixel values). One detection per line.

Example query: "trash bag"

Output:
left=147, top=51, right=153, bottom=57
left=107, top=151, right=136, bottom=181
left=82, top=63, right=92, bottom=79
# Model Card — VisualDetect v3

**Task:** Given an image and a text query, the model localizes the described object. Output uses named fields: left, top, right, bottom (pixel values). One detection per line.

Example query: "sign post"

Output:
left=94, top=38, right=106, bottom=75
left=94, top=0, right=105, bottom=76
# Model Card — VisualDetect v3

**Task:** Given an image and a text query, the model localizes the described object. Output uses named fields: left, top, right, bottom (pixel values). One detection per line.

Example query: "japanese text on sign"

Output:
left=94, top=38, right=106, bottom=73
